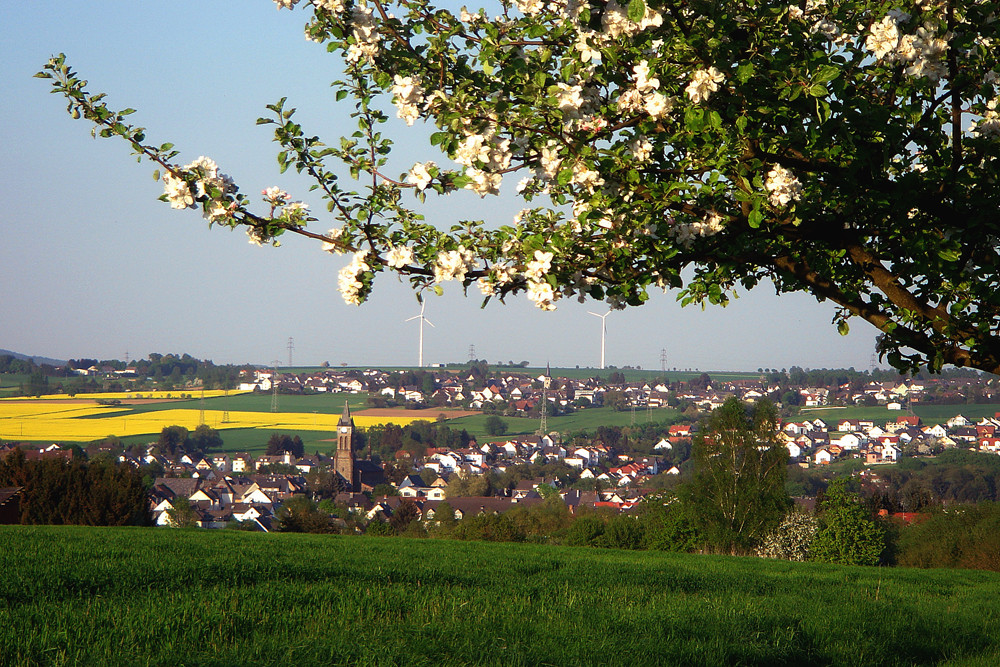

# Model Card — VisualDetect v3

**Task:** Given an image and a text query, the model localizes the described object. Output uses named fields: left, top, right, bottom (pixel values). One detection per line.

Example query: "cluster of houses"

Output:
left=237, top=367, right=604, bottom=411
left=234, top=366, right=1000, bottom=417
left=139, top=406, right=1000, bottom=530
left=138, top=433, right=675, bottom=529
left=779, top=413, right=1000, bottom=465
left=147, top=470, right=656, bottom=531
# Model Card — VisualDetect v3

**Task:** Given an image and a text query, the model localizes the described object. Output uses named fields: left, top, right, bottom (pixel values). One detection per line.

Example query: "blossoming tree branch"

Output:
left=39, top=0, right=1000, bottom=374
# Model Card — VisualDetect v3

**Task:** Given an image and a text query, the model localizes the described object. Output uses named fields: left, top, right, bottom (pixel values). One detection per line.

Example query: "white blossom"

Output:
left=555, top=82, right=585, bottom=117
left=970, top=98, right=1000, bottom=138
left=433, top=246, right=475, bottom=282
left=465, top=167, right=502, bottom=196
left=274, top=0, right=299, bottom=8
left=629, top=136, right=653, bottom=163
left=262, top=186, right=290, bottom=206
left=321, top=227, right=344, bottom=253
left=685, top=67, right=725, bottom=104
left=525, top=250, right=554, bottom=279
left=163, top=172, right=194, bottom=209
left=570, top=163, right=605, bottom=192
left=313, top=0, right=345, bottom=13
left=864, top=11, right=947, bottom=81
left=406, top=161, right=436, bottom=190
left=643, top=92, right=674, bottom=119
left=338, top=251, right=371, bottom=305
left=602, top=0, right=662, bottom=39
left=246, top=227, right=268, bottom=246
left=539, top=143, right=563, bottom=179
left=514, top=0, right=544, bottom=16
left=633, top=61, right=659, bottom=92
left=617, top=88, right=645, bottom=114
left=766, top=164, right=803, bottom=207
left=204, top=200, right=231, bottom=223
left=392, top=75, right=425, bottom=126
left=385, top=245, right=414, bottom=268
left=346, top=5, right=380, bottom=63
left=575, top=32, right=602, bottom=63
left=670, top=212, right=725, bottom=247
left=282, top=201, right=310, bottom=223
left=866, top=15, right=903, bottom=59
left=526, top=279, right=558, bottom=310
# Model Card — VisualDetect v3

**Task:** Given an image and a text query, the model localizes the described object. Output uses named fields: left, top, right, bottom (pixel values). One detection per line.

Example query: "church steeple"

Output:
left=339, top=400, right=353, bottom=427
left=335, top=400, right=355, bottom=490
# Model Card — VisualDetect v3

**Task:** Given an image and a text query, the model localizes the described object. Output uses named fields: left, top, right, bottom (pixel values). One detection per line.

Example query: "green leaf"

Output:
left=735, top=62, right=755, bottom=84
left=808, top=84, right=828, bottom=98
left=748, top=209, right=764, bottom=228
left=938, top=248, right=961, bottom=262
left=627, top=0, right=646, bottom=22
left=837, top=319, right=850, bottom=336
left=812, top=65, right=840, bottom=84
left=684, top=107, right=704, bottom=132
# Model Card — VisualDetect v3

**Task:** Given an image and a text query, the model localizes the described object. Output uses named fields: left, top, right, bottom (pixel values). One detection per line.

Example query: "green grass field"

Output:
left=1, top=526, right=999, bottom=666
left=0, top=374, right=29, bottom=398
left=116, top=428, right=341, bottom=456
left=799, top=403, right=1000, bottom=426
left=448, top=406, right=679, bottom=441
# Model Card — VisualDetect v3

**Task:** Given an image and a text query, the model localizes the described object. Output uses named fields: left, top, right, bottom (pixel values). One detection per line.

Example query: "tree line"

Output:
left=0, top=448, right=151, bottom=526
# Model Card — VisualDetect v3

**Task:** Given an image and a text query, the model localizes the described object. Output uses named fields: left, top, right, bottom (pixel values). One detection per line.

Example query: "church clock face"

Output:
left=340, top=427, right=349, bottom=433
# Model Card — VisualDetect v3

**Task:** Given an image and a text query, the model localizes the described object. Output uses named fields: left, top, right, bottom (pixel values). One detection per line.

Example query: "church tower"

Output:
left=335, top=400, right=356, bottom=490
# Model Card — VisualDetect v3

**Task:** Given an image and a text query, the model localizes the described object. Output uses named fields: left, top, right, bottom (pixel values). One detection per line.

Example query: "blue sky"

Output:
left=0, top=1, right=880, bottom=372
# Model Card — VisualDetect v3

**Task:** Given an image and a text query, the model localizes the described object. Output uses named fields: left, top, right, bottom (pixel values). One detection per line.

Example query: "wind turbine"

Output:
left=587, top=310, right=611, bottom=370
left=405, top=300, right=435, bottom=368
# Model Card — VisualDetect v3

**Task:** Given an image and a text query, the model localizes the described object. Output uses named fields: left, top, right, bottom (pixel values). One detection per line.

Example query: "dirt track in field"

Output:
left=356, top=408, right=480, bottom=419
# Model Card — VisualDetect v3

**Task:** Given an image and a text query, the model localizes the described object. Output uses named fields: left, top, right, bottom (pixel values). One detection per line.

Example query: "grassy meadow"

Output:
left=799, top=403, right=1000, bottom=426
left=448, top=405, right=680, bottom=441
left=2, top=525, right=999, bottom=666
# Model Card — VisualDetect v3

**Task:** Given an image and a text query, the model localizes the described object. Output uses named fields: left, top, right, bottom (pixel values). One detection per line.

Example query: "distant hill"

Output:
left=0, top=349, right=66, bottom=367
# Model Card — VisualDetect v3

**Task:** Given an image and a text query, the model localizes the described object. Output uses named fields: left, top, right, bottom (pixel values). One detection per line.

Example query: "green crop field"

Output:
left=2, top=526, right=999, bottom=666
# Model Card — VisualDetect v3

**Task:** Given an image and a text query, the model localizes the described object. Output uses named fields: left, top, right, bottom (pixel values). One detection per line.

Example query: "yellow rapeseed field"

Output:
left=2, top=389, right=249, bottom=401
left=0, top=401, right=426, bottom=442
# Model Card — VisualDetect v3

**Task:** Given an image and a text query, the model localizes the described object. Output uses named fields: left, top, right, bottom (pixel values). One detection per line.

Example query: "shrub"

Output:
left=600, top=515, right=644, bottom=550
left=564, top=516, right=605, bottom=547
left=640, top=496, right=702, bottom=553
left=454, top=512, right=525, bottom=542
left=896, top=503, right=1000, bottom=571
left=810, top=479, right=885, bottom=566
left=757, top=511, right=818, bottom=562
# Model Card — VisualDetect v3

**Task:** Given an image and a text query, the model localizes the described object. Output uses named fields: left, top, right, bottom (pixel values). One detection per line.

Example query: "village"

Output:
left=38, top=366, right=993, bottom=532
left=4, top=359, right=1000, bottom=532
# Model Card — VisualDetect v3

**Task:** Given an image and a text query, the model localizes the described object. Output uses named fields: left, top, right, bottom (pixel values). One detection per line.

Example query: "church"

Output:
left=333, top=401, right=385, bottom=492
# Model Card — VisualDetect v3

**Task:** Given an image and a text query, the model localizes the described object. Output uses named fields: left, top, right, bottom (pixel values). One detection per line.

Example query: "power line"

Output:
left=271, top=360, right=281, bottom=413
